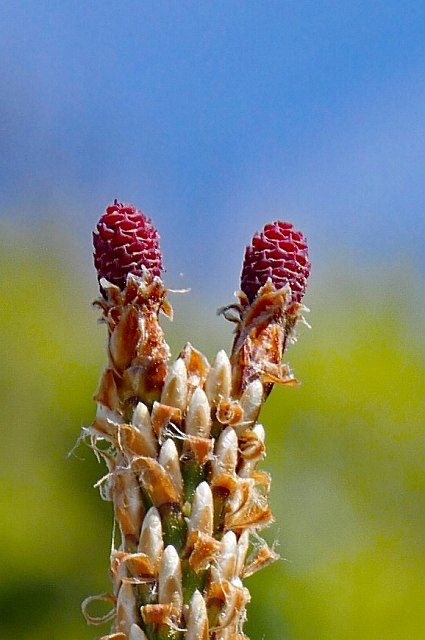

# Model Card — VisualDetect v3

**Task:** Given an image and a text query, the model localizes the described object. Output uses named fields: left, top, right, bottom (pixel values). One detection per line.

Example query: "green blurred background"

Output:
left=0, top=225, right=424, bottom=640
left=2, top=2, right=425, bottom=639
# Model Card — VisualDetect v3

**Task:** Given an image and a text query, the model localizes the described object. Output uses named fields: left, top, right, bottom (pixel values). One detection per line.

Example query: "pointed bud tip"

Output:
left=194, top=480, right=213, bottom=502
left=93, top=199, right=163, bottom=289
left=163, top=544, right=180, bottom=562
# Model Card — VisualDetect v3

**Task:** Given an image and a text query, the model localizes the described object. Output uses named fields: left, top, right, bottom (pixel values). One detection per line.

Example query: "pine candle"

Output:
left=82, top=200, right=310, bottom=640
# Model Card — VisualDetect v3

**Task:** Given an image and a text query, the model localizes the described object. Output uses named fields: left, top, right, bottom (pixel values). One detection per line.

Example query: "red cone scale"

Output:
left=93, top=199, right=163, bottom=289
left=240, top=221, right=310, bottom=303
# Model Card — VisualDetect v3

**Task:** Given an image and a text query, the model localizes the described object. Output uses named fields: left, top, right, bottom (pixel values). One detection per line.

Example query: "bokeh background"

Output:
left=1, top=2, right=424, bottom=639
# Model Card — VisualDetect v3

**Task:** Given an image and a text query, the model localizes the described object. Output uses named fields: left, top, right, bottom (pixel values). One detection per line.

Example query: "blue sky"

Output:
left=1, top=1, right=425, bottom=299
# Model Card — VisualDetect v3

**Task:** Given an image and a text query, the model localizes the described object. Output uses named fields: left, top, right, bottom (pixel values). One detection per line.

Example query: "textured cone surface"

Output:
left=93, top=199, right=163, bottom=289
left=240, top=221, right=310, bottom=303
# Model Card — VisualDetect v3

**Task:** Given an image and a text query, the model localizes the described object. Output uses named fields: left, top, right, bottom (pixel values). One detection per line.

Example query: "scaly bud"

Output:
left=185, top=388, right=211, bottom=438
left=217, top=531, right=238, bottom=580
left=205, top=349, right=232, bottom=406
left=213, top=426, right=238, bottom=476
left=93, top=199, right=163, bottom=289
left=188, top=481, right=214, bottom=536
left=186, top=590, right=209, bottom=640
left=240, top=221, right=310, bottom=303
left=238, top=379, right=263, bottom=429
left=158, top=545, right=183, bottom=614
left=138, top=506, right=163, bottom=567
left=115, top=582, right=138, bottom=636
left=129, top=624, right=148, bottom=640
left=160, top=358, right=188, bottom=411
left=158, top=438, right=184, bottom=499
left=132, top=403, right=158, bottom=458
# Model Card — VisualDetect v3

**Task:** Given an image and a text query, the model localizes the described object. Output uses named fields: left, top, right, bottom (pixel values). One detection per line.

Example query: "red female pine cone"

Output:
left=240, top=220, right=311, bottom=304
left=93, top=199, right=163, bottom=289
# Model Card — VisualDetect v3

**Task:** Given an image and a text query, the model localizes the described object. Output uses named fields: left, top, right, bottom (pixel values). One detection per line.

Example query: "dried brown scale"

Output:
left=93, top=273, right=172, bottom=414
left=219, top=281, right=308, bottom=399
left=84, top=213, right=309, bottom=640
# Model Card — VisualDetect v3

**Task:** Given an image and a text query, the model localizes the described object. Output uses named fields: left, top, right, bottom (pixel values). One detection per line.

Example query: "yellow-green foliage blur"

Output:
left=1, top=229, right=424, bottom=640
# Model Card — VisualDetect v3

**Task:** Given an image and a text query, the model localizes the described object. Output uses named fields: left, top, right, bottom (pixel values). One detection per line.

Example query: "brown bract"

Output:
left=94, top=271, right=172, bottom=413
left=219, top=279, right=308, bottom=399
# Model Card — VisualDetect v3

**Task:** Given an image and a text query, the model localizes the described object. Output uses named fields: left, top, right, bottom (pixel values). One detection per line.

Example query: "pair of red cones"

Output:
left=93, top=199, right=310, bottom=302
